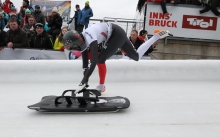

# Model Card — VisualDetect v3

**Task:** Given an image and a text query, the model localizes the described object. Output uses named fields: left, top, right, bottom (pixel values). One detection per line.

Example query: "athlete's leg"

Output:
left=122, top=30, right=172, bottom=60
left=96, top=24, right=128, bottom=92
left=96, top=63, right=106, bottom=92
left=137, top=34, right=160, bottom=59
left=87, top=51, right=106, bottom=90
left=121, top=34, right=160, bottom=61
left=121, top=40, right=139, bottom=61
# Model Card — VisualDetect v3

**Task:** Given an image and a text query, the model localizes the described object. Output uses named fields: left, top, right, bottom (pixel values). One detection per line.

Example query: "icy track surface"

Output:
left=0, top=60, right=220, bottom=137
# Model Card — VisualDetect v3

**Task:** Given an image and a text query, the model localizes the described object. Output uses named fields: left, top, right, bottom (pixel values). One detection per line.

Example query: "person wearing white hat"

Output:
left=47, top=7, right=63, bottom=43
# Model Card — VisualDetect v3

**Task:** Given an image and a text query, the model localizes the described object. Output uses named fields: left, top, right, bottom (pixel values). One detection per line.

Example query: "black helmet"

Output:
left=62, top=30, right=87, bottom=52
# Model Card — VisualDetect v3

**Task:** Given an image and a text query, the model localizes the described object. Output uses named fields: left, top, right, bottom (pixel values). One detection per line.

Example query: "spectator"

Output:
left=44, top=15, right=50, bottom=31
left=22, top=9, right=34, bottom=26
left=137, top=0, right=146, bottom=12
left=33, top=5, right=45, bottom=25
left=81, top=1, right=93, bottom=29
left=0, top=13, right=5, bottom=30
left=6, top=19, right=29, bottom=49
left=160, top=0, right=172, bottom=16
left=19, top=0, right=34, bottom=18
left=129, top=30, right=155, bottom=56
left=9, top=7, right=22, bottom=22
left=68, top=5, right=79, bottom=28
left=53, top=26, right=68, bottom=51
left=199, top=0, right=220, bottom=17
left=22, top=17, right=35, bottom=39
left=0, top=7, right=9, bottom=24
left=5, top=13, right=20, bottom=27
left=163, top=0, right=180, bottom=16
left=147, top=0, right=179, bottom=16
left=0, top=28, right=6, bottom=50
left=138, top=30, right=148, bottom=41
left=30, top=23, right=53, bottom=49
left=8, top=6, right=16, bottom=15
left=1, top=0, right=14, bottom=14
left=68, top=4, right=84, bottom=33
left=47, top=7, right=63, bottom=43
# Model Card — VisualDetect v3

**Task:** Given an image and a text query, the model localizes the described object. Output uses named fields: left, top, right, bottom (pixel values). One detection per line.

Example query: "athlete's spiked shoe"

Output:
left=154, top=29, right=173, bottom=39
left=96, top=86, right=106, bottom=93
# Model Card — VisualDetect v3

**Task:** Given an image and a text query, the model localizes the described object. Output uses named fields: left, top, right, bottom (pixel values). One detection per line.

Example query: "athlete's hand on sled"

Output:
left=121, top=50, right=126, bottom=56
left=74, top=83, right=87, bottom=94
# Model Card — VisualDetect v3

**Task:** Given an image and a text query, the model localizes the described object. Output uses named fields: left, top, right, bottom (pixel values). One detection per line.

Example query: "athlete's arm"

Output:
left=82, top=48, right=89, bottom=69
left=81, top=40, right=98, bottom=84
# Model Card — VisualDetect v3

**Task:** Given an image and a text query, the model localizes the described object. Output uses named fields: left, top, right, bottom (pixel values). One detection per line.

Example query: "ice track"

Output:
left=0, top=60, right=220, bottom=137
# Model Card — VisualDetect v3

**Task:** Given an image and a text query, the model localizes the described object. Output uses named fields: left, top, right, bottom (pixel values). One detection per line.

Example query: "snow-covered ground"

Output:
left=1, top=60, right=220, bottom=137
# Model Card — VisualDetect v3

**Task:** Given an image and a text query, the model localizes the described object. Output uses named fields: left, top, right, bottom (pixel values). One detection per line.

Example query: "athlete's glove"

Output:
left=60, top=46, right=64, bottom=51
left=75, top=83, right=87, bottom=94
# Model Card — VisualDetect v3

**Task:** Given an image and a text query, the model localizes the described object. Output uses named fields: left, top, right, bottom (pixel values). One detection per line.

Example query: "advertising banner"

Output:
left=0, top=48, right=151, bottom=60
left=30, top=0, right=71, bottom=23
left=145, top=3, right=220, bottom=40
left=0, top=48, right=67, bottom=60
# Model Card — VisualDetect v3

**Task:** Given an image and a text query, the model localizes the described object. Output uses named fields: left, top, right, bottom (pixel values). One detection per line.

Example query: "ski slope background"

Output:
left=1, top=60, right=220, bottom=137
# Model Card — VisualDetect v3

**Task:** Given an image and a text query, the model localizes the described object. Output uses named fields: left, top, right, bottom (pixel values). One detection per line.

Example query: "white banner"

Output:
left=0, top=48, right=151, bottom=60
left=145, top=3, right=220, bottom=40
left=0, top=48, right=67, bottom=60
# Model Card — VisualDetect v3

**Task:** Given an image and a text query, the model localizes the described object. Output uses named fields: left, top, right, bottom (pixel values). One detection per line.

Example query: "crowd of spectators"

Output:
left=0, top=0, right=95, bottom=52
left=0, top=0, right=219, bottom=57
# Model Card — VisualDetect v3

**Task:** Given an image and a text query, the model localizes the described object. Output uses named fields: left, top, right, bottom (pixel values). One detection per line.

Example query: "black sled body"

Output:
left=28, top=89, right=130, bottom=112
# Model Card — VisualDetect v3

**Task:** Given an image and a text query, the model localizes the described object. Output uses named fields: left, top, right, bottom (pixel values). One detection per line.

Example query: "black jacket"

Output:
left=48, top=14, right=63, bottom=31
left=33, top=10, right=45, bottom=25
left=0, top=31, right=7, bottom=46
left=6, top=27, right=29, bottom=49
left=200, top=0, right=220, bottom=16
left=129, top=37, right=153, bottom=55
left=30, top=31, right=53, bottom=49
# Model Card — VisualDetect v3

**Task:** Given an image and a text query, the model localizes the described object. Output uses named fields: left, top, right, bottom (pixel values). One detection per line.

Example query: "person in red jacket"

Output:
left=138, top=30, right=148, bottom=41
left=23, top=9, right=34, bottom=26
left=1, top=0, right=14, bottom=14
